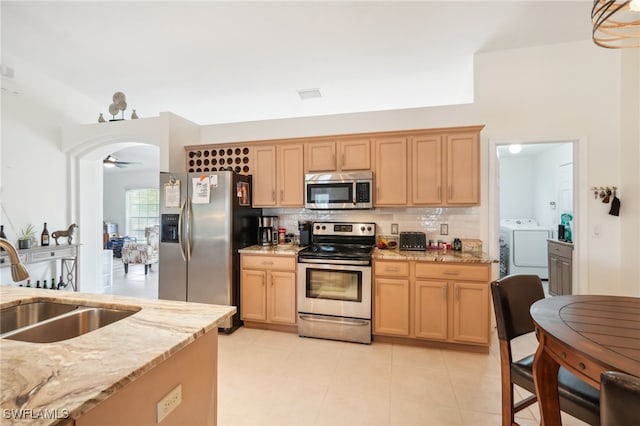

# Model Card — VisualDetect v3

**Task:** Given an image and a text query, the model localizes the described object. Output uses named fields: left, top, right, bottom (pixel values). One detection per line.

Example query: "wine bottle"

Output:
left=0, top=225, right=6, bottom=251
left=43, top=280, right=48, bottom=289
left=35, top=280, right=40, bottom=288
left=41, top=222, right=50, bottom=246
left=52, top=277, right=56, bottom=290
left=58, top=275, right=65, bottom=290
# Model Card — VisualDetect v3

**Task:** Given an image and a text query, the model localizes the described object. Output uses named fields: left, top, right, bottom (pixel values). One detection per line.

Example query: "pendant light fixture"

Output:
left=592, top=0, right=640, bottom=48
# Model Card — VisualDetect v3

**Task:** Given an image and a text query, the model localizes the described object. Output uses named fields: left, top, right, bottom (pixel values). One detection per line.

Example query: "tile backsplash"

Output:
left=262, top=207, right=481, bottom=244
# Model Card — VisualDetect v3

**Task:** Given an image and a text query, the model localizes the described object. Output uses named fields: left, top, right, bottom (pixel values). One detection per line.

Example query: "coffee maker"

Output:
left=258, top=216, right=279, bottom=246
left=298, top=221, right=312, bottom=247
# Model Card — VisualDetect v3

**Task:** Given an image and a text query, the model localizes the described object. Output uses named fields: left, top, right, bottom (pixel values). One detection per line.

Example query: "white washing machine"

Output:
left=499, top=219, right=551, bottom=279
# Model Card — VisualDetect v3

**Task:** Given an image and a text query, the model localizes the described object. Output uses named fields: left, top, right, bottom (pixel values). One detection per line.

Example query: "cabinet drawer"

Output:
left=242, top=255, right=296, bottom=271
left=415, top=263, right=489, bottom=281
left=548, top=241, right=573, bottom=259
left=375, top=261, right=409, bottom=277
left=29, top=246, right=77, bottom=262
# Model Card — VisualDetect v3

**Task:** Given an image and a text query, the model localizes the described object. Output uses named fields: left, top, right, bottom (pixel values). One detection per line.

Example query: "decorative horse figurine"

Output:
left=52, top=224, right=78, bottom=245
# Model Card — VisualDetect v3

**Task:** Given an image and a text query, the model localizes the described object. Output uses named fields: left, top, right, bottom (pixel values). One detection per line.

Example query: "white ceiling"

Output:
left=1, top=1, right=594, bottom=126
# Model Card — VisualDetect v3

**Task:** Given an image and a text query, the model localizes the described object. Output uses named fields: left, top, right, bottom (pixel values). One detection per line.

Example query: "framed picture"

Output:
left=237, top=182, right=250, bottom=206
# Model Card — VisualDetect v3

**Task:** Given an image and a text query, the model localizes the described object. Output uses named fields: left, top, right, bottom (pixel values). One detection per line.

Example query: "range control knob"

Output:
left=321, top=225, right=326, bottom=230
left=367, top=226, right=372, bottom=231
left=361, top=226, right=365, bottom=232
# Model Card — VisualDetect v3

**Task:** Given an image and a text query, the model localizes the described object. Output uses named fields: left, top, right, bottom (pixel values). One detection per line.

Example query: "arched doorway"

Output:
left=67, top=136, right=161, bottom=294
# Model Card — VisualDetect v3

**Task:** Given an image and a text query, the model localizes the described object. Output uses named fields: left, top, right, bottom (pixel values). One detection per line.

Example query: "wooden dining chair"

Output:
left=600, top=371, right=640, bottom=426
left=491, top=274, right=600, bottom=426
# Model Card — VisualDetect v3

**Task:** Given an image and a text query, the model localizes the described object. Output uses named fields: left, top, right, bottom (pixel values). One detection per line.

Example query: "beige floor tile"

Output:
left=390, top=364, right=457, bottom=409
left=459, top=409, right=539, bottom=426
left=449, top=373, right=504, bottom=415
left=391, top=344, right=446, bottom=371
left=315, top=388, right=390, bottom=426
left=390, top=398, right=464, bottom=426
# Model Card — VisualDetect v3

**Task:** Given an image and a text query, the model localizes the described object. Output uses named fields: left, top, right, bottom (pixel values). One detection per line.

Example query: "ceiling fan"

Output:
left=103, top=155, right=140, bottom=168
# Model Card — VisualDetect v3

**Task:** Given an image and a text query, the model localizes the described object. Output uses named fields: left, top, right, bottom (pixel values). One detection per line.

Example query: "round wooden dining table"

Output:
left=531, top=295, right=640, bottom=426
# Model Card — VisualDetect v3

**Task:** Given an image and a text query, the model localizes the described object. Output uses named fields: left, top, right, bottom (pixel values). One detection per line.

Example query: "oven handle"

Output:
left=298, top=258, right=371, bottom=266
left=298, top=314, right=370, bottom=326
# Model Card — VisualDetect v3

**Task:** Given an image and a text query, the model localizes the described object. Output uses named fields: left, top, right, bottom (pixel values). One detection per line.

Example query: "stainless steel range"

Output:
left=297, top=221, right=376, bottom=344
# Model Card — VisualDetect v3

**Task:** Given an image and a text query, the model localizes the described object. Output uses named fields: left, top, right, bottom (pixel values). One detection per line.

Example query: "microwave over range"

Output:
left=304, top=171, right=373, bottom=210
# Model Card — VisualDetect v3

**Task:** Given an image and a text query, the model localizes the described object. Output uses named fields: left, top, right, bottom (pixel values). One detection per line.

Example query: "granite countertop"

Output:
left=239, top=244, right=301, bottom=256
left=373, top=248, right=496, bottom=263
left=0, top=286, right=235, bottom=425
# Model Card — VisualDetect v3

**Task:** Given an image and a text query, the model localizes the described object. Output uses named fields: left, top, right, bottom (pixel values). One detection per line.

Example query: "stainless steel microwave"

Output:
left=305, top=171, right=373, bottom=209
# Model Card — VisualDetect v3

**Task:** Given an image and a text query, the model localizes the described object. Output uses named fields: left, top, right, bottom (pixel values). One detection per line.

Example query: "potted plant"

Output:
left=18, top=224, right=35, bottom=249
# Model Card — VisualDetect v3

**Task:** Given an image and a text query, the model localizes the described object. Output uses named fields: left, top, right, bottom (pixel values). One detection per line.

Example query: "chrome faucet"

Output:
left=0, top=238, right=30, bottom=282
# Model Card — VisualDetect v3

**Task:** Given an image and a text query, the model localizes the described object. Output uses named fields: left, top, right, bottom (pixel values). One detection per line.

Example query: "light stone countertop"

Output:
left=238, top=244, right=302, bottom=256
left=373, top=248, right=496, bottom=263
left=0, top=286, right=235, bottom=425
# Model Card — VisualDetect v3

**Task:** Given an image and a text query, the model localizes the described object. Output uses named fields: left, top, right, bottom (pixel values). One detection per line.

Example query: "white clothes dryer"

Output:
left=499, top=219, right=552, bottom=279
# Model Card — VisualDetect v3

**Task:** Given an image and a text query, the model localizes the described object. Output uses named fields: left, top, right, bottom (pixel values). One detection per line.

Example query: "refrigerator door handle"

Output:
left=178, top=199, right=187, bottom=262
left=186, top=199, right=193, bottom=261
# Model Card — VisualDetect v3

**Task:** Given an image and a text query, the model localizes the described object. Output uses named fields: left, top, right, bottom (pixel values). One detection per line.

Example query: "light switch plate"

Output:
left=391, top=223, right=399, bottom=234
left=440, top=223, right=449, bottom=235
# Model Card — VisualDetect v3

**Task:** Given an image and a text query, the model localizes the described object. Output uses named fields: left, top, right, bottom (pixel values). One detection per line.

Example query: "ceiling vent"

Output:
left=297, top=88, right=322, bottom=100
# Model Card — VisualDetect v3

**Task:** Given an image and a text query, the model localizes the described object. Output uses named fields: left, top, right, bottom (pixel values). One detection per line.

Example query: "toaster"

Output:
left=399, top=232, right=427, bottom=251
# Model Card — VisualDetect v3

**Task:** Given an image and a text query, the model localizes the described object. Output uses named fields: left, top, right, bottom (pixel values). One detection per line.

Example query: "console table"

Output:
left=0, top=244, right=79, bottom=290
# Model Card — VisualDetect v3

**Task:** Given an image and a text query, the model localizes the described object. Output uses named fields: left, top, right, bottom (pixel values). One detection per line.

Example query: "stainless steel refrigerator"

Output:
left=159, top=171, right=261, bottom=332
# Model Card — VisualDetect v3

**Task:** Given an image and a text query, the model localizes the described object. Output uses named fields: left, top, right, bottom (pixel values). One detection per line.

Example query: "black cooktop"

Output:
left=298, top=243, right=374, bottom=260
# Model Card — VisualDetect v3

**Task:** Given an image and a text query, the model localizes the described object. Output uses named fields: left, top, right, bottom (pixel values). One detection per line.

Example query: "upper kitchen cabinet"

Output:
left=306, top=139, right=371, bottom=172
left=252, top=144, right=304, bottom=207
left=445, top=131, right=480, bottom=205
left=373, top=137, right=408, bottom=206
left=410, top=128, right=481, bottom=206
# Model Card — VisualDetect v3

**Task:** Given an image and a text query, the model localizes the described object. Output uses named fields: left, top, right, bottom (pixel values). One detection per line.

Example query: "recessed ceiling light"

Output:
left=297, top=88, right=322, bottom=100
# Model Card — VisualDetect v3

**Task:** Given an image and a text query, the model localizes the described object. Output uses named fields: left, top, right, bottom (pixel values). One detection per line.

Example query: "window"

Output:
left=126, top=188, right=159, bottom=241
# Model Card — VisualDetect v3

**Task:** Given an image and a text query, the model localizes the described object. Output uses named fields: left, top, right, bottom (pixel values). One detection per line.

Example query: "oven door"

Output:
left=297, top=262, right=371, bottom=319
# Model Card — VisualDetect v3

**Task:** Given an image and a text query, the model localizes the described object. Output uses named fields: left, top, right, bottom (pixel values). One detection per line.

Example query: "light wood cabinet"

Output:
left=548, top=240, right=573, bottom=296
left=409, top=130, right=480, bottom=206
left=374, top=259, right=491, bottom=349
left=445, top=132, right=480, bottom=205
left=306, top=139, right=371, bottom=172
left=373, top=137, right=408, bottom=206
left=252, top=144, right=304, bottom=207
left=241, top=254, right=297, bottom=326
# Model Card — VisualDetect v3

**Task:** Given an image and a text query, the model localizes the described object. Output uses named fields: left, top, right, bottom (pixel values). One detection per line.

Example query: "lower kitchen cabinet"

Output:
left=240, top=254, right=297, bottom=329
left=374, top=259, right=491, bottom=351
left=548, top=240, right=573, bottom=296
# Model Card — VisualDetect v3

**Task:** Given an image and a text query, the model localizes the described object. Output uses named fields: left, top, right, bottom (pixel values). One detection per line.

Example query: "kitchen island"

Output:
left=0, top=286, right=235, bottom=426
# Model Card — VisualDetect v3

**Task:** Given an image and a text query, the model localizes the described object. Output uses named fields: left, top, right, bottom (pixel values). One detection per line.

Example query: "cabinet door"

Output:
left=241, top=269, right=267, bottom=321
left=445, top=132, right=479, bottom=205
left=548, top=255, right=560, bottom=296
left=252, top=146, right=277, bottom=207
left=306, top=141, right=337, bottom=172
left=278, top=144, right=304, bottom=206
left=269, top=271, right=297, bottom=324
left=451, top=281, right=489, bottom=344
left=560, top=258, right=572, bottom=295
left=410, top=134, right=443, bottom=205
left=339, top=139, right=371, bottom=170
left=374, top=137, right=407, bottom=206
left=414, top=280, right=448, bottom=340
left=374, top=277, right=410, bottom=336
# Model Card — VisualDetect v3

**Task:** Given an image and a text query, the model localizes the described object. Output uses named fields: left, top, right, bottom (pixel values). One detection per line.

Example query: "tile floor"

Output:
left=106, top=261, right=586, bottom=426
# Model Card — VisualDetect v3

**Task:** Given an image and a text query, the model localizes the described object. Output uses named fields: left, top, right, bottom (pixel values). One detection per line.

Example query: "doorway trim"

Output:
left=488, top=136, right=589, bottom=294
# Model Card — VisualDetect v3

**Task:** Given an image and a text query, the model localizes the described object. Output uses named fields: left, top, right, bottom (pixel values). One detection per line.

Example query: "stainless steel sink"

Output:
left=1, top=302, right=139, bottom=343
left=0, top=302, right=79, bottom=334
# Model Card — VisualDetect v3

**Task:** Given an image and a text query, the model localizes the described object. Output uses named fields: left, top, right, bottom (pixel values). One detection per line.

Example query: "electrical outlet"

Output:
left=157, top=384, right=182, bottom=423
left=391, top=223, right=399, bottom=234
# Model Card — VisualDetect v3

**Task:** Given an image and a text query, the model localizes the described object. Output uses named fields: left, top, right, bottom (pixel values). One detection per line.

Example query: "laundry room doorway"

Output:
left=495, top=141, right=575, bottom=286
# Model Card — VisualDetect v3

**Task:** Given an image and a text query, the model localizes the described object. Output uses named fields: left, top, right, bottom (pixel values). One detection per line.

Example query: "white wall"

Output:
left=103, top=170, right=160, bottom=236
left=499, top=156, right=536, bottom=219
